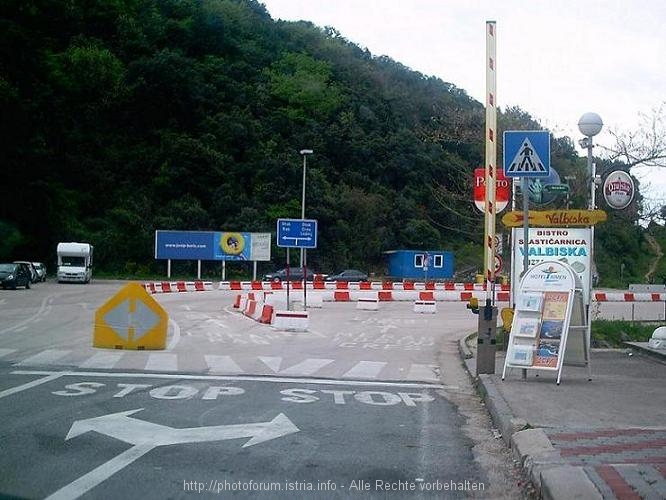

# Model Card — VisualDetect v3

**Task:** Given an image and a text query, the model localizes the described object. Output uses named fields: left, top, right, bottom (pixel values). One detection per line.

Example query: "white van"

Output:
left=57, top=242, right=93, bottom=283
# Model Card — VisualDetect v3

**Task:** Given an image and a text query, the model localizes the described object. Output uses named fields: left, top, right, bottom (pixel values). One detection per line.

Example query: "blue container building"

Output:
left=384, top=250, right=454, bottom=281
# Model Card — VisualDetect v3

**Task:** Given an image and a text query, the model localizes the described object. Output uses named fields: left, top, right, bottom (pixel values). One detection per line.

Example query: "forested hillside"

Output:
left=1, top=0, right=661, bottom=285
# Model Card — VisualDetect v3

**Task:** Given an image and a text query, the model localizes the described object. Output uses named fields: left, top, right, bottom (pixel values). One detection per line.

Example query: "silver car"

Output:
left=32, top=262, right=47, bottom=282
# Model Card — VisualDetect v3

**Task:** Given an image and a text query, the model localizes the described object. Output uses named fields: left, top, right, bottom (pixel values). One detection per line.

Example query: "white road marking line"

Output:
left=166, top=319, right=180, bottom=351
left=204, top=355, right=244, bottom=374
left=0, top=348, right=17, bottom=359
left=0, top=373, right=66, bottom=399
left=343, top=361, right=387, bottom=379
left=12, top=370, right=452, bottom=389
left=144, top=353, right=178, bottom=372
left=79, top=352, right=124, bottom=370
left=205, top=319, right=229, bottom=329
left=258, top=357, right=335, bottom=376
left=46, top=442, right=154, bottom=500
left=406, top=364, right=440, bottom=382
left=13, top=326, right=28, bottom=332
left=16, top=349, right=70, bottom=366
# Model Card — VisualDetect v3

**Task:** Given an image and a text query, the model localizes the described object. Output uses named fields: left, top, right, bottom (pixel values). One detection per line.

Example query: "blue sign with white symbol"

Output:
left=277, top=219, right=318, bottom=248
left=503, top=130, right=550, bottom=178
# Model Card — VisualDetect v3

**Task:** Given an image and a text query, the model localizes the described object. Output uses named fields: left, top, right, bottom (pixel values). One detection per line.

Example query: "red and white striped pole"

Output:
left=483, top=21, right=497, bottom=306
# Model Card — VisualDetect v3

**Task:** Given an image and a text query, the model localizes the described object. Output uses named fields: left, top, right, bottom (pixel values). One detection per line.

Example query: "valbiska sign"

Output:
left=501, top=210, right=607, bottom=227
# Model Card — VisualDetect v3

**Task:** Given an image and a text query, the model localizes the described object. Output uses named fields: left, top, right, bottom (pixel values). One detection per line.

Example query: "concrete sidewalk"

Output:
left=461, top=339, right=666, bottom=499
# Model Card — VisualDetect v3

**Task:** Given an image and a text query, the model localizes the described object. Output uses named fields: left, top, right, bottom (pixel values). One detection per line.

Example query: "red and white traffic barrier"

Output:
left=259, top=304, right=274, bottom=324
left=357, top=296, right=379, bottom=310
left=593, top=292, right=666, bottom=302
left=272, top=310, right=309, bottom=331
left=217, top=281, right=512, bottom=292
left=143, top=281, right=213, bottom=293
left=414, top=300, right=437, bottom=313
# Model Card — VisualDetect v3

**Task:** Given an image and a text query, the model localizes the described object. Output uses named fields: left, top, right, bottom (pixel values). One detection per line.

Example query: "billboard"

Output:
left=155, top=231, right=271, bottom=261
left=511, top=227, right=592, bottom=305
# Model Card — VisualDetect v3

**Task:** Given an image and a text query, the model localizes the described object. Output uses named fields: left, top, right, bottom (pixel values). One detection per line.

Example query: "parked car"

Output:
left=13, top=261, right=38, bottom=283
left=263, top=268, right=315, bottom=282
left=325, top=269, right=369, bottom=282
left=0, top=263, right=32, bottom=289
left=32, top=262, right=47, bottom=282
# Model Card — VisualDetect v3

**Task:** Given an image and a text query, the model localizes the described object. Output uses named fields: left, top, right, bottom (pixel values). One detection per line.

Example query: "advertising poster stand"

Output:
left=502, top=260, right=590, bottom=385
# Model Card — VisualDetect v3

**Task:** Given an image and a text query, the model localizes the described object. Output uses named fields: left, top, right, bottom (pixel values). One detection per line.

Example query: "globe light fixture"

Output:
left=577, top=113, right=603, bottom=210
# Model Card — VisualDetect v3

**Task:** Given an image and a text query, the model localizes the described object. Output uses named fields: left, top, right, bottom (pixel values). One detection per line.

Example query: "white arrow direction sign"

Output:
left=46, top=409, right=299, bottom=500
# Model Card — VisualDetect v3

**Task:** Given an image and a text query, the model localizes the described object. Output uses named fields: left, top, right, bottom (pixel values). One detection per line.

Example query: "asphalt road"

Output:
left=2, top=280, right=660, bottom=499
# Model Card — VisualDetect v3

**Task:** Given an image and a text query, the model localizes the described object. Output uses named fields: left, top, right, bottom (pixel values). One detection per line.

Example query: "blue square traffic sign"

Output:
left=503, top=130, right=550, bottom=178
left=277, top=219, right=318, bottom=248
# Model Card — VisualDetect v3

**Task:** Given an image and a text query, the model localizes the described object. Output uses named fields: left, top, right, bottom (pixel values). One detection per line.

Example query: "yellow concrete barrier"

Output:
left=93, top=282, right=168, bottom=349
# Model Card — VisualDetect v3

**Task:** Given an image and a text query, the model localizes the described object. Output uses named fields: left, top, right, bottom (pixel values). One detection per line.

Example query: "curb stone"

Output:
left=540, top=466, right=603, bottom=500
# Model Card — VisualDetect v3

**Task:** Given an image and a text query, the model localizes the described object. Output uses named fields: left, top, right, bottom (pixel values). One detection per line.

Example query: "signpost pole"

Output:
left=303, top=249, right=307, bottom=310
left=522, top=177, right=529, bottom=275
left=286, top=248, right=291, bottom=311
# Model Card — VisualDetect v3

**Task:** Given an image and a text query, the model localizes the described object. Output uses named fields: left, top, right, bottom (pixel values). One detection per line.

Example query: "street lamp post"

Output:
left=299, top=149, right=313, bottom=270
left=578, top=113, right=603, bottom=353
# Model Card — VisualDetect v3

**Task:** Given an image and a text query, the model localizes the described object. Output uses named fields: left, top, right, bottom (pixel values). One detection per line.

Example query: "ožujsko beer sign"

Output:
left=501, top=209, right=607, bottom=227
left=603, top=170, right=635, bottom=210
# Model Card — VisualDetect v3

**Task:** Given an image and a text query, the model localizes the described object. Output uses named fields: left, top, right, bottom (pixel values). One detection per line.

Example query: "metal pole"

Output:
left=299, top=149, right=313, bottom=308
left=483, top=20, right=497, bottom=305
left=286, top=248, right=290, bottom=311
left=522, top=177, right=529, bottom=276
left=587, top=140, right=595, bottom=309
left=300, top=153, right=307, bottom=268
left=477, top=20, right=498, bottom=376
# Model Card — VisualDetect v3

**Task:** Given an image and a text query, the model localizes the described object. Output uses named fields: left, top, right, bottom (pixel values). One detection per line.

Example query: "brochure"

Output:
left=517, top=293, right=543, bottom=312
left=513, top=317, right=540, bottom=338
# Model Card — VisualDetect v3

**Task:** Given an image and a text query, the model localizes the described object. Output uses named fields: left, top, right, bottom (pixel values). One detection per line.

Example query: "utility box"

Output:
left=476, top=304, right=498, bottom=375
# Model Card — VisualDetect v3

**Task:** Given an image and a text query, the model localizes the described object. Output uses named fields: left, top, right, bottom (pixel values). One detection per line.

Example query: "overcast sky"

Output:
left=260, top=0, right=666, bottom=208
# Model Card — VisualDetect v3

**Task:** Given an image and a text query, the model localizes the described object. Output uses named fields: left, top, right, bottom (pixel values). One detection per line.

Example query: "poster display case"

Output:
left=502, top=260, right=590, bottom=385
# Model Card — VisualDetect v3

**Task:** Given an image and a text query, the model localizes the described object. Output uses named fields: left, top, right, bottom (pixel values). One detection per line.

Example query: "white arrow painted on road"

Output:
left=66, top=408, right=299, bottom=447
left=47, top=409, right=299, bottom=500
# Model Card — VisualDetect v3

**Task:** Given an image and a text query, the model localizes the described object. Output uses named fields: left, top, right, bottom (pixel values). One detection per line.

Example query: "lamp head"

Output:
left=578, top=112, right=603, bottom=137
left=299, top=149, right=313, bottom=155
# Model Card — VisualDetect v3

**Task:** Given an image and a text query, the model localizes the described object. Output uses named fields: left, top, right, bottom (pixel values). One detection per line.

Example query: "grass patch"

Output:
left=498, top=321, right=657, bottom=350
left=591, top=320, right=657, bottom=347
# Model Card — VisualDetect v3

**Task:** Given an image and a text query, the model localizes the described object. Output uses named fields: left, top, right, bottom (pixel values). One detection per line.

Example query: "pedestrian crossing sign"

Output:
left=503, top=130, right=550, bottom=177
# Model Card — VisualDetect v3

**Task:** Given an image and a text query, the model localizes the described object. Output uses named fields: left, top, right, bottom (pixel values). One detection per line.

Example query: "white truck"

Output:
left=57, top=242, right=93, bottom=283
